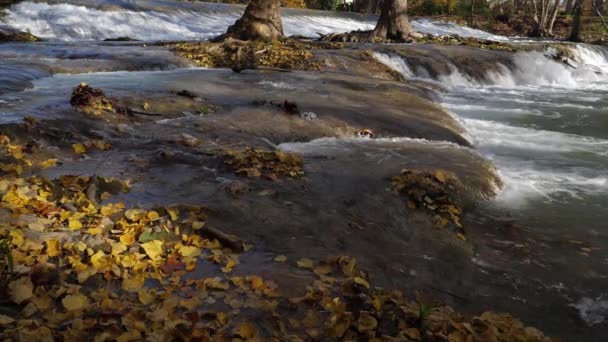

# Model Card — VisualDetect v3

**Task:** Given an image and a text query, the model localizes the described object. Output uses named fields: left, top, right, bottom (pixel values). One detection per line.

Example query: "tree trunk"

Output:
left=547, top=0, right=561, bottom=35
left=565, top=0, right=574, bottom=13
left=216, top=0, right=284, bottom=41
left=569, top=0, right=583, bottom=41
left=469, top=0, right=475, bottom=27
left=371, top=0, right=411, bottom=40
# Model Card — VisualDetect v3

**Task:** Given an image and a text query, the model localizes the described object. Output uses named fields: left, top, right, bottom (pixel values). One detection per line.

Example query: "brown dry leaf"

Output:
left=353, top=276, right=370, bottom=289
left=357, top=312, right=378, bottom=332
left=9, top=276, right=34, bottom=304
left=435, top=170, right=447, bottom=183
left=138, top=288, right=156, bottom=305
left=405, top=328, right=421, bottom=340
left=249, top=275, right=264, bottom=291
left=62, top=293, right=89, bottom=311
left=234, top=322, right=257, bottom=339
left=297, top=258, right=314, bottom=269
left=161, top=255, right=185, bottom=273
left=122, top=274, right=145, bottom=291
left=0, top=314, right=15, bottom=325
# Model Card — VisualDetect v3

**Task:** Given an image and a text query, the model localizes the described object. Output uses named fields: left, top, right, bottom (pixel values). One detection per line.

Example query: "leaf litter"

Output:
left=0, top=132, right=554, bottom=341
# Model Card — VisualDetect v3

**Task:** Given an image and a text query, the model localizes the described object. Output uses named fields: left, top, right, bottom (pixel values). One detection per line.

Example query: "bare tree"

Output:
left=531, top=0, right=562, bottom=36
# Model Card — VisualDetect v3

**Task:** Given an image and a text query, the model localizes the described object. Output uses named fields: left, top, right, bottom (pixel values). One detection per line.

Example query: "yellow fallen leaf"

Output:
left=86, top=227, right=103, bottom=235
left=179, top=245, right=201, bottom=258
left=9, top=276, right=33, bottom=304
left=72, top=143, right=87, bottom=154
left=297, top=258, right=314, bottom=269
left=46, top=239, right=61, bottom=257
left=435, top=170, right=446, bottom=183
left=90, top=250, right=111, bottom=272
left=62, top=293, right=89, bottom=311
left=192, top=221, right=205, bottom=230
left=141, top=240, right=164, bottom=261
left=39, top=159, right=58, bottom=169
left=8, top=229, right=24, bottom=247
left=119, top=233, right=136, bottom=246
left=147, top=210, right=160, bottom=221
left=68, top=218, right=82, bottom=230
left=167, top=207, right=179, bottom=221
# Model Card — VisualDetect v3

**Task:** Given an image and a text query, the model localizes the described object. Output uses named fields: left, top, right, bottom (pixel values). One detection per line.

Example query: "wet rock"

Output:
left=178, top=133, right=200, bottom=147
left=103, top=37, right=139, bottom=42
left=0, top=26, right=39, bottom=43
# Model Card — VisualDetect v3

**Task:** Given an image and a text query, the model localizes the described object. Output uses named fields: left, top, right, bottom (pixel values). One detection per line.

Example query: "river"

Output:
left=2, top=0, right=608, bottom=338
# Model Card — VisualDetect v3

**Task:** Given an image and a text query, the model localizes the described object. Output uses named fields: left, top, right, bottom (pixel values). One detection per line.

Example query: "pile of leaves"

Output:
left=223, top=148, right=304, bottom=179
left=392, top=169, right=465, bottom=238
left=168, top=39, right=345, bottom=71
left=0, top=174, right=246, bottom=339
left=0, top=134, right=60, bottom=176
left=70, top=82, right=128, bottom=116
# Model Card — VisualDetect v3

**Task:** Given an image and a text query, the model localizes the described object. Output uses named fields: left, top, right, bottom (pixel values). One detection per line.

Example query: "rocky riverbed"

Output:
left=1, top=1, right=607, bottom=341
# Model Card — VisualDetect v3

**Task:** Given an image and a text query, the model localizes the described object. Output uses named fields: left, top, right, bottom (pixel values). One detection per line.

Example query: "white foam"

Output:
left=462, top=118, right=608, bottom=155
left=574, top=44, right=608, bottom=74
left=571, top=296, right=608, bottom=326
left=411, top=19, right=509, bottom=42
left=459, top=119, right=608, bottom=204
left=2, top=1, right=523, bottom=42
left=371, top=52, right=414, bottom=78
left=2, top=1, right=375, bottom=41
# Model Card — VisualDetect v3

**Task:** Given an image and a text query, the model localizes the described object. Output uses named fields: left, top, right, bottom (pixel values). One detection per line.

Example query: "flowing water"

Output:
left=2, top=0, right=608, bottom=336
